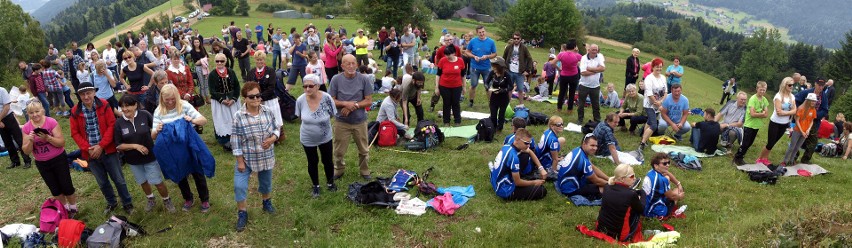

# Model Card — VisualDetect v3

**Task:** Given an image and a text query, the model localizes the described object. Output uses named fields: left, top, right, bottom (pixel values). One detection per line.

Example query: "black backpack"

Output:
left=582, top=120, right=599, bottom=134
left=748, top=171, right=778, bottom=185
left=476, top=118, right=495, bottom=142
left=278, top=89, right=298, bottom=122
left=414, top=120, right=445, bottom=144
left=528, top=112, right=549, bottom=125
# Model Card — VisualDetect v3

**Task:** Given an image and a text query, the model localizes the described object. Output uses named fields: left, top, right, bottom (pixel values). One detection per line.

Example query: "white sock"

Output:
left=162, top=196, right=170, bottom=201
left=147, top=194, right=155, bottom=199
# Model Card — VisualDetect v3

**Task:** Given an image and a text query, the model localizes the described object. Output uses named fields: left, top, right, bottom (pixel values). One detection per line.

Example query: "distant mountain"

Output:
left=30, top=0, right=78, bottom=24
left=11, top=0, right=49, bottom=12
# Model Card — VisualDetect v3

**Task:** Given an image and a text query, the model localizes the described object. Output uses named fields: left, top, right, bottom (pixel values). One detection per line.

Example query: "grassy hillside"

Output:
left=5, top=13, right=849, bottom=247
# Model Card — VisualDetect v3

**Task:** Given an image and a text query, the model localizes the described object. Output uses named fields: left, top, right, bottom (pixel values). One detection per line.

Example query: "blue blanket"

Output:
left=153, top=119, right=216, bottom=182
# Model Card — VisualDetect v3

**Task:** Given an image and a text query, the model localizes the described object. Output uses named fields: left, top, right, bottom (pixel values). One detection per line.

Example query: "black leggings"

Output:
left=618, top=113, right=648, bottom=133
left=0, top=114, right=30, bottom=165
left=546, top=75, right=555, bottom=94
left=557, top=74, right=580, bottom=110
left=404, top=98, right=424, bottom=125
left=178, top=173, right=209, bottom=202
left=736, top=127, right=759, bottom=159
left=507, top=185, right=547, bottom=201
left=439, top=85, right=462, bottom=124
left=238, top=57, right=251, bottom=81
left=489, top=92, right=510, bottom=130
left=36, top=152, right=75, bottom=196
left=303, top=140, right=334, bottom=186
left=765, top=121, right=788, bottom=150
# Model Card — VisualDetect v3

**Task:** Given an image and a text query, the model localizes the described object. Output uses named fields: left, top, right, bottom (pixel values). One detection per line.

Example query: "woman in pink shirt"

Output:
left=556, top=39, right=582, bottom=112
left=21, top=101, right=79, bottom=217
left=323, top=32, right=343, bottom=81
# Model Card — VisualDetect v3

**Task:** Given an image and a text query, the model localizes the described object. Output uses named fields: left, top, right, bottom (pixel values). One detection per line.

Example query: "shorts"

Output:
left=129, top=160, right=165, bottom=185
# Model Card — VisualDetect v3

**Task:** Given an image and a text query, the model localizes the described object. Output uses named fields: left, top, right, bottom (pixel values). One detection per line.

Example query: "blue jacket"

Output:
left=154, top=119, right=216, bottom=182
left=795, top=88, right=830, bottom=120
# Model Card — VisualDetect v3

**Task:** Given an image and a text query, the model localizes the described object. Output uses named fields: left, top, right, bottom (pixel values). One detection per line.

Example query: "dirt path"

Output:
left=91, top=3, right=193, bottom=48
left=586, top=35, right=633, bottom=49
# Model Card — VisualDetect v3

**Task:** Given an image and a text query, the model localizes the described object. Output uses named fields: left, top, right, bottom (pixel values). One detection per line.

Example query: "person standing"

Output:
left=246, top=51, right=286, bottom=143
left=63, top=50, right=87, bottom=97
left=435, top=45, right=465, bottom=126
left=485, top=57, right=513, bottom=131
left=733, top=81, right=769, bottom=165
left=638, top=58, right=668, bottom=150
left=209, top=54, right=242, bottom=150
left=795, top=79, right=831, bottom=164
left=577, top=44, right=606, bottom=124
left=353, top=29, right=369, bottom=66
left=70, top=82, right=134, bottom=214
left=296, top=75, right=338, bottom=197
left=286, top=34, right=308, bottom=91
left=271, top=28, right=283, bottom=70
left=0, top=86, right=32, bottom=169
left=556, top=40, right=582, bottom=113
left=624, top=48, right=641, bottom=92
left=189, top=38, right=210, bottom=103
left=401, top=72, right=426, bottom=126
left=378, top=27, right=388, bottom=60
left=502, top=32, right=533, bottom=106
left=233, top=32, right=252, bottom=81
left=400, top=27, right=418, bottom=70
left=720, top=77, right=737, bottom=105
left=27, top=64, right=51, bottom=118
left=114, top=95, right=175, bottom=213
left=323, top=33, right=343, bottom=79
left=755, top=78, right=797, bottom=165
left=383, top=30, right=401, bottom=79
left=464, top=26, right=497, bottom=108
left=665, top=56, right=684, bottom=92
left=231, top=82, right=281, bottom=232
left=825, top=79, right=836, bottom=105
left=782, top=93, right=817, bottom=166
left=329, top=54, right=374, bottom=180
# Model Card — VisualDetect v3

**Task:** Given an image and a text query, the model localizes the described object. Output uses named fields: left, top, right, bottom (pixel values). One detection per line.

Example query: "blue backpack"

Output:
left=513, top=106, right=529, bottom=122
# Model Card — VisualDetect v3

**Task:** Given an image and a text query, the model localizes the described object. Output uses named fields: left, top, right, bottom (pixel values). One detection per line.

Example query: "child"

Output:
left=57, top=70, right=75, bottom=116
left=76, top=62, right=91, bottom=85
left=305, top=51, right=327, bottom=91
left=360, top=65, right=378, bottom=91
left=534, top=76, right=549, bottom=98
left=15, top=85, right=31, bottom=121
left=782, top=93, right=817, bottom=166
left=733, top=81, right=769, bottom=165
left=379, top=70, right=395, bottom=93
left=691, top=108, right=721, bottom=155
left=602, top=83, right=620, bottom=108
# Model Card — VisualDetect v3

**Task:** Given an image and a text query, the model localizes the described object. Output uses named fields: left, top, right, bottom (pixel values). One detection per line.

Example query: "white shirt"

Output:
left=579, top=54, right=605, bottom=88
left=279, top=38, right=291, bottom=57
left=643, top=73, right=667, bottom=110
left=103, top=48, right=117, bottom=67
left=770, top=93, right=795, bottom=124
left=153, top=35, right=164, bottom=48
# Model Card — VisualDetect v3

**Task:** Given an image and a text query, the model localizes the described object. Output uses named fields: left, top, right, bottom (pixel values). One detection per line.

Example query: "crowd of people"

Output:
left=5, top=18, right=851, bottom=238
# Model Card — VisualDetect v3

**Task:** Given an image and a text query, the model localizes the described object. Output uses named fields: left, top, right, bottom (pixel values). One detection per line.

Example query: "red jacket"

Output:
left=70, top=98, right=117, bottom=160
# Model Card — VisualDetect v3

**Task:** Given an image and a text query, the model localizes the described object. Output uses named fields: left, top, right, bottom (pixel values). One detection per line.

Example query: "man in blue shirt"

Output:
left=665, top=56, right=684, bottom=92
left=643, top=153, right=684, bottom=218
left=463, top=26, right=497, bottom=108
left=271, top=28, right=283, bottom=70
left=594, top=113, right=644, bottom=165
left=490, top=128, right=547, bottom=201
left=255, top=23, right=264, bottom=42
left=794, top=79, right=830, bottom=164
left=286, top=34, right=308, bottom=91
left=658, top=84, right=691, bottom=141
left=504, top=118, right=544, bottom=178
left=555, top=134, right=609, bottom=198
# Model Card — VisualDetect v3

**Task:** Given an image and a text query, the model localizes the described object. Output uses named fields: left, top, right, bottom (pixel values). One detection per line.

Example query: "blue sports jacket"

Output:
left=154, top=119, right=216, bottom=182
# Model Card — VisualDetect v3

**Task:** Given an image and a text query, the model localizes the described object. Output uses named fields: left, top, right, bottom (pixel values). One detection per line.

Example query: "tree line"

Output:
left=42, top=0, right=168, bottom=49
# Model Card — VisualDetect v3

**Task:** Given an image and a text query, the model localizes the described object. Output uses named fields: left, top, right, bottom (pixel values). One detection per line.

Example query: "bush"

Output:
left=256, top=3, right=293, bottom=13
left=830, top=87, right=852, bottom=121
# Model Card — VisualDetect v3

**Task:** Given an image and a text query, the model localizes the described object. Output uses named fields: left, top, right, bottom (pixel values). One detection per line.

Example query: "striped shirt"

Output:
left=231, top=105, right=281, bottom=171
left=152, top=101, right=203, bottom=132
left=82, top=105, right=101, bottom=146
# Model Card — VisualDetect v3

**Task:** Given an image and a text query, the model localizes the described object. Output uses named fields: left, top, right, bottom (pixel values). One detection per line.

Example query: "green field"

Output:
left=2, top=10, right=850, bottom=247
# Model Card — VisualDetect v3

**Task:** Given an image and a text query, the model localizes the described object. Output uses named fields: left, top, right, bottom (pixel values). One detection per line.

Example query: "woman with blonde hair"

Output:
left=151, top=84, right=211, bottom=212
left=596, top=164, right=644, bottom=242
left=755, top=77, right=797, bottom=165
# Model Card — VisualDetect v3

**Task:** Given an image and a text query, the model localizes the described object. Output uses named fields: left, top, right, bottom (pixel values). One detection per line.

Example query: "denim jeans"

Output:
left=234, top=164, right=272, bottom=202
left=469, top=68, right=490, bottom=88
left=658, top=120, right=692, bottom=140
left=37, top=92, right=51, bottom=117
left=690, top=127, right=702, bottom=150
left=87, top=153, right=132, bottom=206
left=508, top=71, right=526, bottom=92
left=62, top=90, right=75, bottom=109
left=271, top=50, right=281, bottom=70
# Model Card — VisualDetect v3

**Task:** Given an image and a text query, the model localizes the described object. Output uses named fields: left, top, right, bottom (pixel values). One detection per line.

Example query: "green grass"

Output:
left=4, top=15, right=851, bottom=247
left=90, top=0, right=190, bottom=46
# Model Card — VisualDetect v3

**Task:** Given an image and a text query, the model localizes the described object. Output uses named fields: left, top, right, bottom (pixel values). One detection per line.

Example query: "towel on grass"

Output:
left=651, top=145, right=726, bottom=158
left=441, top=125, right=478, bottom=139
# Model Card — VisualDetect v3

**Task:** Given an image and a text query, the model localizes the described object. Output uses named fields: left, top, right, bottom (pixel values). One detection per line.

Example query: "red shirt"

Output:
left=437, top=57, right=465, bottom=88
left=434, top=45, right=462, bottom=65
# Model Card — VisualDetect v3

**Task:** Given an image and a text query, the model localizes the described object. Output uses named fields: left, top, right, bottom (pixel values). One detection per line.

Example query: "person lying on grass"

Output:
left=489, top=128, right=547, bottom=201
left=643, top=153, right=685, bottom=218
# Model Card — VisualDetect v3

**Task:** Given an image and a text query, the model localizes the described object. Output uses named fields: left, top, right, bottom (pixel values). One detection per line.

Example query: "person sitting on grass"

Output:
left=489, top=128, right=547, bottom=201
left=643, top=153, right=685, bottom=219
left=555, top=134, right=609, bottom=200
left=596, top=164, right=645, bottom=242
left=657, top=84, right=691, bottom=141
left=781, top=93, right=817, bottom=166
left=716, top=92, right=747, bottom=149
left=617, top=84, right=647, bottom=135
left=690, top=108, right=721, bottom=155
left=601, top=83, right=620, bottom=108
left=832, top=113, right=845, bottom=141
left=537, top=116, right=565, bottom=178
left=376, top=88, right=410, bottom=139
left=504, top=117, right=546, bottom=180
left=593, top=112, right=643, bottom=165
left=840, top=122, right=852, bottom=160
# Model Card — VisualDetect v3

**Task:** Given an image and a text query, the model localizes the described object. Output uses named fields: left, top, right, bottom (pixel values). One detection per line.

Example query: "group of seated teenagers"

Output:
left=490, top=116, right=686, bottom=241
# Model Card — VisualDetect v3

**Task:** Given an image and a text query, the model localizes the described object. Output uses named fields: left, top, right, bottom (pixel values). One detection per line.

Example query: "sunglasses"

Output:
left=660, top=161, right=671, bottom=166
left=124, top=57, right=132, bottom=60
left=215, top=60, right=226, bottom=63
left=245, top=94, right=262, bottom=100
left=553, top=122, right=564, bottom=127
left=519, top=138, right=531, bottom=146
left=787, top=84, right=794, bottom=87
left=628, top=174, right=636, bottom=179
left=303, top=84, right=317, bottom=89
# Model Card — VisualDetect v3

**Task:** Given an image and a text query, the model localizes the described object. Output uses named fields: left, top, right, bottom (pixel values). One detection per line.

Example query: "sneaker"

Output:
left=145, top=197, right=156, bottom=212
left=327, top=183, right=338, bottom=192
left=733, top=157, right=746, bottom=166
left=236, top=210, right=248, bottom=232
left=123, top=204, right=135, bottom=215
left=756, top=158, right=771, bottom=166
left=182, top=200, right=194, bottom=212
left=638, top=142, right=647, bottom=150
left=311, top=186, right=320, bottom=198
left=103, top=204, right=117, bottom=215
left=22, top=162, right=31, bottom=169
left=262, top=199, right=275, bottom=214
left=163, top=198, right=176, bottom=213
left=200, top=202, right=210, bottom=213
left=68, top=207, right=78, bottom=219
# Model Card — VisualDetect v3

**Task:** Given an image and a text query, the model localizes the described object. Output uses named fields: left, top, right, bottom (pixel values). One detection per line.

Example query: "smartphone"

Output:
left=34, top=128, right=50, bottom=135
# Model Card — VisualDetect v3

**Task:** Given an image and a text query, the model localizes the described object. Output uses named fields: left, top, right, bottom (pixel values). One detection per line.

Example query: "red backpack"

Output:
left=57, top=219, right=86, bottom=248
left=377, top=120, right=398, bottom=147
left=39, top=198, right=68, bottom=233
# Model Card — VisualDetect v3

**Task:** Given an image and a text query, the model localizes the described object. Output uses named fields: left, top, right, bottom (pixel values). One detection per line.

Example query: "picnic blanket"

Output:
left=563, top=122, right=582, bottom=133
left=598, top=150, right=644, bottom=165
left=650, top=145, right=726, bottom=158
left=441, top=125, right=478, bottom=139
left=736, top=164, right=829, bottom=177
left=437, top=111, right=490, bottom=120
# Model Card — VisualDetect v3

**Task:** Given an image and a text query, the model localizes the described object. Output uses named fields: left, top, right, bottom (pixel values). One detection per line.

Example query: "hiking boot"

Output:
left=182, top=200, right=194, bottom=212
left=123, top=204, right=135, bottom=215
left=145, top=197, right=156, bottom=212
left=200, top=202, right=210, bottom=213
left=732, top=157, right=746, bottom=166
left=163, top=198, right=176, bottom=213
left=327, top=183, right=338, bottom=192
left=262, top=199, right=275, bottom=214
left=311, top=186, right=320, bottom=198
left=22, top=162, right=31, bottom=169
left=103, top=204, right=118, bottom=215
left=5, top=163, right=19, bottom=169
left=236, top=210, right=248, bottom=232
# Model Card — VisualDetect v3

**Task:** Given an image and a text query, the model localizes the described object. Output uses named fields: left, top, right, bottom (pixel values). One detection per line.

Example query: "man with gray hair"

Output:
left=577, top=44, right=606, bottom=124
left=716, top=92, right=747, bottom=149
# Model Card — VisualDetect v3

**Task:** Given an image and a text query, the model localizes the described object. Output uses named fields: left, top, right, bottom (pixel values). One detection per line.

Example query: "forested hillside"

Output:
left=679, top=0, right=848, bottom=48
left=30, top=0, right=78, bottom=24
left=42, top=0, right=167, bottom=48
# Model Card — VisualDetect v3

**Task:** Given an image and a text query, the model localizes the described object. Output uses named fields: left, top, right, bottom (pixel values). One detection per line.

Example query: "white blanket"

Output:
left=437, top=111, right=491, bottom=120
left=563, top=123, right=582, bottom=133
